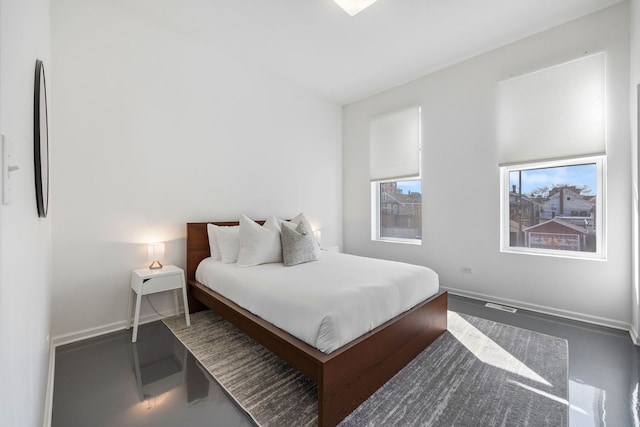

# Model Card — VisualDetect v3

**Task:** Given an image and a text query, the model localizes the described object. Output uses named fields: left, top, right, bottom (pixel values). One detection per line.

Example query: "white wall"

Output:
left=343, top=3, right=632, bottom=329
left=51, top=0, right=342, bottom=342
left=631, top=0, right=640, bottom=343
left=0, top=0, right=52, bottom=426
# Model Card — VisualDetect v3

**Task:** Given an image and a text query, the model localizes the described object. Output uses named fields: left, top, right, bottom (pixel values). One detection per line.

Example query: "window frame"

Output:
left=500, top=156, right=606, bottom=260
left=371, top=178, right=422, bottom=245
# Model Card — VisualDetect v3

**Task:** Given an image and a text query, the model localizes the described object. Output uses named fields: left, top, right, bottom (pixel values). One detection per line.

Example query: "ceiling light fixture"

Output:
left=334, top=0, right=379, bottom=16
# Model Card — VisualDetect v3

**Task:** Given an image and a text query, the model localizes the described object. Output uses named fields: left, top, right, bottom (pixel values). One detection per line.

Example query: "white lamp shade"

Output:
left=147, top=243, right=165, bottom=262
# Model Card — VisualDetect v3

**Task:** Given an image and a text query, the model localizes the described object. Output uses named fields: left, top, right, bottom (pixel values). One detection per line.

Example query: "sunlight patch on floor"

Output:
left=508, top=379, right=569, bottom=406
left=633, top=382, right=639, bottom=427
left=448, top=311, right=551, bottom=386
left=509, top=379, right=609, bottom=427
left=567, top=380, right=606, bottom=427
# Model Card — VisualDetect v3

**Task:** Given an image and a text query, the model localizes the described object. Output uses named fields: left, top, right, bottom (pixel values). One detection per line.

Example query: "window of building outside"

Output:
left=502, top=157, right=604, bottom=258
left=375, top=179, right=422, bottom=242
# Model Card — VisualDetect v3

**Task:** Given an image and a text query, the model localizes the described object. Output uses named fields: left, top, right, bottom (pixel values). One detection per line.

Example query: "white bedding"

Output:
left=195, top=251, right=439, bottom=353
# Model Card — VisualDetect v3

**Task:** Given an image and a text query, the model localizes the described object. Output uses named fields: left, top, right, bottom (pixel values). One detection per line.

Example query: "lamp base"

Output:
left=149, top=261, right=163, bottom=269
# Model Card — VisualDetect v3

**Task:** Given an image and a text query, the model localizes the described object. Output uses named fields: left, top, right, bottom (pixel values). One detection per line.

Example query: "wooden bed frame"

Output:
left=186, top=221, right=447, bottom=427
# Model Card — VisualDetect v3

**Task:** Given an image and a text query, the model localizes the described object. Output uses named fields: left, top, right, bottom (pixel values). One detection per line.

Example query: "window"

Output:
left=502, top=157, right=604, bottom=258
left=369, top=106, right=422, bottom=243
left=374, top=179, right=422, bottom=242
left=497, top=53, right=606, bottom=259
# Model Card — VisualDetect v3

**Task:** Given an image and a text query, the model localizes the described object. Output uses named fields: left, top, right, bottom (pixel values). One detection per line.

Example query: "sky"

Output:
left=396, top=180, right=422, bottom=194
left=509, top=163, right=597, bottom=196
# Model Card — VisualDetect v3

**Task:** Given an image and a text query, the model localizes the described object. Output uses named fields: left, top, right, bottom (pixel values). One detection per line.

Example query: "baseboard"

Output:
left=443, top=286, right=630, bottom=332
left=52, top=308, right=184, bottom=348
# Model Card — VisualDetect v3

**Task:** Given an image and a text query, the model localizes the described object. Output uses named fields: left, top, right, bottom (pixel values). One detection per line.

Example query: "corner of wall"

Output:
left=630, top=323, right=640, bottom=346
left=631, top=0, right=640, bottom=346
left=42, top=342, right=55, bottom=427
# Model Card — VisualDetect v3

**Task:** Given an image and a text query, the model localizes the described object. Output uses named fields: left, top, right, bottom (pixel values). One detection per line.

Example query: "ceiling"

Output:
left=118, top=0, right=623, bottom=105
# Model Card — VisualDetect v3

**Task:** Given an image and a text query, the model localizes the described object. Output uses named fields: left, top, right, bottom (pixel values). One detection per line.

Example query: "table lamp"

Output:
left=147, top=243, right=165, bottom=269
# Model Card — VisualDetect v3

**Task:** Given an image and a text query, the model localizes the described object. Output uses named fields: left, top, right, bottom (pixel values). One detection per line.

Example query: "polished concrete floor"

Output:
left=52, top=295, right=640, bottom=426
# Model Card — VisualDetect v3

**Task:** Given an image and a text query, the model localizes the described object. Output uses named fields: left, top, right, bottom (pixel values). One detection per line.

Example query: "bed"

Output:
left=186, top=221, right=448, bottom=427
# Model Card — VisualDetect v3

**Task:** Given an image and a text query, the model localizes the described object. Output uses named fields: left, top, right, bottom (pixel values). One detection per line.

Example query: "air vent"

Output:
left=485, top=302, right=517, bottom=313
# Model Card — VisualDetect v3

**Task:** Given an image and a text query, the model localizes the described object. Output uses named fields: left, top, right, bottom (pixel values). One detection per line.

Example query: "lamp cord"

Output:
left=144, top=294, right=174, bottom=318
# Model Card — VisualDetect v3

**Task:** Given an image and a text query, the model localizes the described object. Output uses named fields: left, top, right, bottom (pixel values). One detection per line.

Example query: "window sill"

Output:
left=373, top=238, right=422, bottom=246
left=501, top=247, right=605, bottom=261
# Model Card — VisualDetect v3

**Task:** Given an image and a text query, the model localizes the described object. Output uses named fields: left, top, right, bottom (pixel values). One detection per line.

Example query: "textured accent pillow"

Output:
left=281, top=221, right=320, bottom=266
left=214, top=225, right=241, bottom=263
left=279, top=213, right=321, bottom=251
left=237, top=215, right=283, bottom=267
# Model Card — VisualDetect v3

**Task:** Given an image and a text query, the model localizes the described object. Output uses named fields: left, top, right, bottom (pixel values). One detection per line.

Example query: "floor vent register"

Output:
left=484, top=302, right=518, bottom=313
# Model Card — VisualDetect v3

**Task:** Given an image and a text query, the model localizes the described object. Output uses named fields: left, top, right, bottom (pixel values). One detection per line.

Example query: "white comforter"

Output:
left=195, top=251, right=439, bottom=353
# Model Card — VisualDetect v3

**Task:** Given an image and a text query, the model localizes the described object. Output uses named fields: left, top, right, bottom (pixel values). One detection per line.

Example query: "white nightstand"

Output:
left=127, top=265, right=191, bottom=342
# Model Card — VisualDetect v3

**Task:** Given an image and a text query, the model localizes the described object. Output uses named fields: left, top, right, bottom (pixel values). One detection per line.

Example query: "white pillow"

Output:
left=207, top=223, right=222, bottom=260
left=214, top=225, right=241, bottom=263
left=237, top=215, right=283, bottom=267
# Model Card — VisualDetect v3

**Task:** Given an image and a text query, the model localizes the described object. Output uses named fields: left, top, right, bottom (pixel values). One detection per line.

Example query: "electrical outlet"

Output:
left=460, top=266, right=473, bottom=274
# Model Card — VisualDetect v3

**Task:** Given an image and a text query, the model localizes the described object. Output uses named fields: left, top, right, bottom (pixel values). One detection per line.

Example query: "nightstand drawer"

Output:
left=142, top=274, right=182, bottom=293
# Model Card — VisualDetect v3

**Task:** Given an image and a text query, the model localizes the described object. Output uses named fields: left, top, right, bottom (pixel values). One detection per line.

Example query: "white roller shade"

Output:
left=370, top=106, right=421, bottom=181
left=497, top=53, right=605, bottom=166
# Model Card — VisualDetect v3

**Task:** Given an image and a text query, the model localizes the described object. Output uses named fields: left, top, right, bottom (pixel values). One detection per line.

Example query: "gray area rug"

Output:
left=163, top=310, right=568, bottom=426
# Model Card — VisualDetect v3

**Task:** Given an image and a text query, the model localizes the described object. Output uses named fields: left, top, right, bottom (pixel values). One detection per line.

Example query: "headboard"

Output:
left=185, top=220, right=266, bottom=283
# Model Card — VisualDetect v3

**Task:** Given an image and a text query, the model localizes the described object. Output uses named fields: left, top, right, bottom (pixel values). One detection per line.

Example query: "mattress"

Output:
left=195, top=251, right=439, bottom=353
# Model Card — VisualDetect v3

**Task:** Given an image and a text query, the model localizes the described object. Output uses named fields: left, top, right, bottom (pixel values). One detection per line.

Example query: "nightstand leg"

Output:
left=182, top=276, right=191, bottom=326
left=173, top=289, right=180, bottom=316
left=181, top=282, right=191, bottom=327
left=126, top=288, right=133, bottom=329
left=132, top=291, right=142, bottom=343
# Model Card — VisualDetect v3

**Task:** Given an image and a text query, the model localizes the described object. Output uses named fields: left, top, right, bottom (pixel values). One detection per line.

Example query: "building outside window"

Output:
left=504, top=159, right=603, bottom=257
left=378, top=180, right=422, bottom=241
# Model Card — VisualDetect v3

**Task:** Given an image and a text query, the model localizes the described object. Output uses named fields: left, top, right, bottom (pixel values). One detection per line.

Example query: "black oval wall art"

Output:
left=34, top=59, right=49, bottom=218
